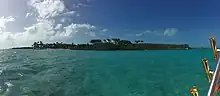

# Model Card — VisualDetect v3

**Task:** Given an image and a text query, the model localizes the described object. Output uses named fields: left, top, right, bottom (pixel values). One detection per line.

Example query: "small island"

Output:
left=12, top=38, right=191, bottom=50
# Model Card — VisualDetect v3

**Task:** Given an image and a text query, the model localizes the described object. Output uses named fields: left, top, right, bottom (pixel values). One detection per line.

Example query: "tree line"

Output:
left=32, top=38, right=146, bottom=49
left=30, top=38, right=190, bottom=50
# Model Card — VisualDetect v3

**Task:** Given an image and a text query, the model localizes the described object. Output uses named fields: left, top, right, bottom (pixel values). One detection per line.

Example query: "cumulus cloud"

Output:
left=62, top=23, right=96, bottom=37
left=0, top=0, right=100, bottom=49
left=163, top=28, right=178, bottom=36
left=28, top=0, right=66, bottom=19
left=0, top=16, right=15, bottom=29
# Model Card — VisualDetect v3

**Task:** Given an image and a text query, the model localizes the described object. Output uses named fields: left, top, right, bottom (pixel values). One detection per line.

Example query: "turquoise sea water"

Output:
left=0, top=49, right=217, bottom=96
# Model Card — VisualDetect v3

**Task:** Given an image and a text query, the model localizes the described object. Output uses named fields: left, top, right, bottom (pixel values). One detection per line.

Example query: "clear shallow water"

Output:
left=0, top=49, right=217, bottom=96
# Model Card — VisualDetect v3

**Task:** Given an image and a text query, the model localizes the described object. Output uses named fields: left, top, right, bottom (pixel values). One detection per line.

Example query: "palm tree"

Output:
left=53, top=43, right=56, bottom=48
left=39, top=41, right=44, bottom=48
left=32, top=42, right=38, bottom=48
left=135, top=40, right=140, bottom=44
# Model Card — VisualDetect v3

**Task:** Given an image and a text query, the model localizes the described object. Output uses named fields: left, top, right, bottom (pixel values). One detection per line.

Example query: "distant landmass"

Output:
left=12, top=47, right=33, bottom=49
left=12, top=38, right=191, bottom=50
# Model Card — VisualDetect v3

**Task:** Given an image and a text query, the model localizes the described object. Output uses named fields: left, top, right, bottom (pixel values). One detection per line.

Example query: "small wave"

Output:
left=0, top=69, right=24, bottom=96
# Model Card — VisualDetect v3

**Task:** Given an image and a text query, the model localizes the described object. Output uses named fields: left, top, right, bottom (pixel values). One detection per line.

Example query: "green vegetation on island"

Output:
left=12, top=38, right=191, bottom=50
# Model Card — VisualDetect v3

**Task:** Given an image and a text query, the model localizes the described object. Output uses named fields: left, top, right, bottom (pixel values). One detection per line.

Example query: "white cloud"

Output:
left=163, top=28, right=178, bottom=36
left=25, top=13, right=30, bottom=18
left=135, top=33, right=143, bottom=37
left=0, top=20, right=97, bottom=48
left=0, top=16, right=15, bottom=29
left=25, top=12, right=33, bottom=18
left=62, top=11, right=76, bottom=16
left=135, top=28, right=178, bottom=37
left=60, top=17, right=72, bottom=23
left=101, top=29, right=108, bottom=32
left=85, top=31, right=96, bottom=37
left=28, top=0, right=66, bottom=19
left=62, top=23, right=96, bottom=37
left=135, top=30, right=152, bottom=37
left=99, top=29, right=108, bottom=36
left=55, top=24, right=62, bottom=30
left=0, top=0, right=100, bottom=49
left=73, top=3, right=88, bottom=8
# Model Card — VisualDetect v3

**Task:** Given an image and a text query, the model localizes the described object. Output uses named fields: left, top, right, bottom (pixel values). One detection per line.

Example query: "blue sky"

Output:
left=81, top=0, right=220, bottom=47
left=0, top=0, right=219, bottom=48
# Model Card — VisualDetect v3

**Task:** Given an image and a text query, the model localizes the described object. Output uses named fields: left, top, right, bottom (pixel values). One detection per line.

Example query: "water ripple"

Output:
left=0, top=49, right=212, bottom=96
